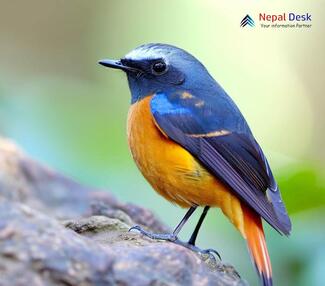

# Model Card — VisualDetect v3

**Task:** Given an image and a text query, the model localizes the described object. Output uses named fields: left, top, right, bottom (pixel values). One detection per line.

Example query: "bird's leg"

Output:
left=174, top=206, right=221, bottom=260
left=188, top=206, right=210, bottom=246
left=130, top=205, right=221, bottom=260
left=129, top=206, right=197, bottom=241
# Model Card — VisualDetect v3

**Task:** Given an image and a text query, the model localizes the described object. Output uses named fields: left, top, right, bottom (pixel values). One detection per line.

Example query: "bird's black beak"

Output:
left=98, top=59, right=139, bottom=73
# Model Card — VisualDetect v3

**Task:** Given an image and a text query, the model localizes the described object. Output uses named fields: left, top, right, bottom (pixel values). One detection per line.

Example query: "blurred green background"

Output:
left=0, top=1, right=324, bottom=285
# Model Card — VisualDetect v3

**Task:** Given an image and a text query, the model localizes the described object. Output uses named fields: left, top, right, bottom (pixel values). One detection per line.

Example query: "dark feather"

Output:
left=151, top=91, right=291, bottom=235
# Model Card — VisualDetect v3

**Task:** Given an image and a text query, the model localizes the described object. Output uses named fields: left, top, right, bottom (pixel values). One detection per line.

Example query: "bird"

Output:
left=99, top=43, right=291, bottom=286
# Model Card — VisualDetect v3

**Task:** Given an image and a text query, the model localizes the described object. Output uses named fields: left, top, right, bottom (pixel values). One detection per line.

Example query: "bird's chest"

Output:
left=127, top=96, right=213, bottom=207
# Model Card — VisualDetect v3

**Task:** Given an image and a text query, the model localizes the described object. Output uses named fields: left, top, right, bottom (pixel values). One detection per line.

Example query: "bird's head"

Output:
left=99, top=43, right=216, bottom=103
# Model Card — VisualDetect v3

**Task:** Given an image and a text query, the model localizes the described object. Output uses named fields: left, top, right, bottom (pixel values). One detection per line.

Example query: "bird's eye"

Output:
left=152, top=61, right=167, bottom=75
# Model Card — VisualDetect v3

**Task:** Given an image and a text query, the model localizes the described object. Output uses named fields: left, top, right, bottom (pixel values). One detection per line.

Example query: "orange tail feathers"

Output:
left=243, top=204, right=273, bottom=286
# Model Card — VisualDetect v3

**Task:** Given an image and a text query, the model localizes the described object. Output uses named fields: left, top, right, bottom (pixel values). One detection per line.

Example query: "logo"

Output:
left=240, top=15, right=255, bottom=27
left=240, top=13, right=312, bottom=29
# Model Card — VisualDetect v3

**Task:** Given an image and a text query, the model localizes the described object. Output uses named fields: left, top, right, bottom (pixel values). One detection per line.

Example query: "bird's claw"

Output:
left=200, top=248, right=222, bottom=261
left=173, top=239, right=221, bottom=261
left=129, top=225, right=221, bottom=261
left=128, top=225, right=142, bottom=233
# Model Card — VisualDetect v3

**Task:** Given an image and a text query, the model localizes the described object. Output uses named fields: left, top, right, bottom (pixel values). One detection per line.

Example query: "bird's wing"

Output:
left=150, top=91, right=291, bottom=235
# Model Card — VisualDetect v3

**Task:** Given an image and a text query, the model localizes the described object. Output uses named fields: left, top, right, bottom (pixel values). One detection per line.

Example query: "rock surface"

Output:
left=0, top=138, right=247, bottom=286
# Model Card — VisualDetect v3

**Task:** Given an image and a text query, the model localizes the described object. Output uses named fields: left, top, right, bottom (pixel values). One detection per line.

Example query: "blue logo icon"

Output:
left=240, top=15, right=255, bottom=27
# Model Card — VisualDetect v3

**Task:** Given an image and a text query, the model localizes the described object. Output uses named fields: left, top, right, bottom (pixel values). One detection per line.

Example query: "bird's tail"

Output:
left=243, top=204, right=273, bottom=286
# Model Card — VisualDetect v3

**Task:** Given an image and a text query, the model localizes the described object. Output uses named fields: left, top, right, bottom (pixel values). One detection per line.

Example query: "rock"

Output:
left=0, top=137, right=248, bottom=286
left=0, top=137, right=168, bottom=233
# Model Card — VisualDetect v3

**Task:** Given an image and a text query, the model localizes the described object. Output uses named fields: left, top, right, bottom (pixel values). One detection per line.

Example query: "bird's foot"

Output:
left=129, top=225, right=221, bottom=261
left=129, top=225, right=177, bottom=241
left=174, top=239, right=221, bottom=261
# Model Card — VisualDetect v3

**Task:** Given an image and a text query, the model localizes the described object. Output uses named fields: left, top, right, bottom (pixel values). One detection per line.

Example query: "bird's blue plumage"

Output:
left=151, top=90, right=251, bottom=135
left=151, top=92, right=192, bottom=116
left=151, top=90, right=291, bottom=235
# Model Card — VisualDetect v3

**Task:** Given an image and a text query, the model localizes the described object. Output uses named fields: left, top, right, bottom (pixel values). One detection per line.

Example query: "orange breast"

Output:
left=127, top=95, right=245, bottom=234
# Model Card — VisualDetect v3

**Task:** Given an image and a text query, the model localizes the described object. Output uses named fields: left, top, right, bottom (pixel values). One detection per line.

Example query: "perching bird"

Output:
left=99, top=43, right=291, bottom=286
